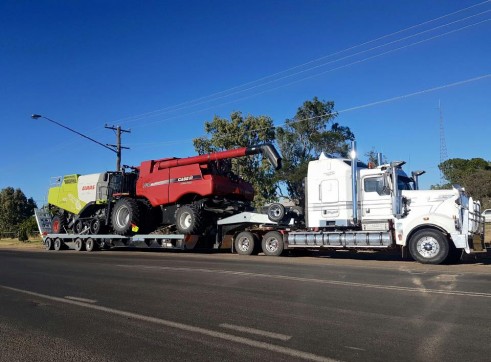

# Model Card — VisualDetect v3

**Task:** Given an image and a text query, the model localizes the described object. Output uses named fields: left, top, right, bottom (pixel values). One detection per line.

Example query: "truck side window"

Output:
left=364, top=177, right=386, bottom=195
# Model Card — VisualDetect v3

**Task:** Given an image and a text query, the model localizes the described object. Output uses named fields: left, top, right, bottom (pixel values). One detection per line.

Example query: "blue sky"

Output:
left=1, top=0, right=490, bottom=205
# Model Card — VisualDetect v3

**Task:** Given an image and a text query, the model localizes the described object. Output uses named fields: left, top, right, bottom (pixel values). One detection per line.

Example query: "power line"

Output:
left=114, top=1, right=491, bottom=124
left=128, top=18, right=491, bottom=130
left=128, top=74, right=490, bottom=148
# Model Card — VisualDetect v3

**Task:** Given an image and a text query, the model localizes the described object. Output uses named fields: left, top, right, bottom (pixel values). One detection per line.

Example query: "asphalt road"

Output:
left=0, top=249, right=490, bottom=362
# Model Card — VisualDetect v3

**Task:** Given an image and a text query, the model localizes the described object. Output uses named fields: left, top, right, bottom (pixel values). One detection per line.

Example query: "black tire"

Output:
left=408, top=229, right=449, bottom=265
left=90, top=218, right=102, bottom=234
left=111, top=198, right=141, bottom=235
left=53, top=238, right=63, bottom=251
left=176, top=204, right=204, bottom=234
left=85, top=238, right=97, bottom=252
left=267, top=203, right=285, bottom=222
left=44, top=238, right=53, bottom=250
left=74, top=220, right=84, bottom=234
left=75, top=238, right=85, bottom=252
left=445, top=245, right=462, bottom=264
left=234, top=231, right=258, bottom=255
left=261, top=231, right=284, bottom=256
left=51, top=215, right=66, bottom=234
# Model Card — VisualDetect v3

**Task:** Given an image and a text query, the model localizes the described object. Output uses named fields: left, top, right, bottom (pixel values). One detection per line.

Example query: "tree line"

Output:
left=0, top=187, right=37, bottom=241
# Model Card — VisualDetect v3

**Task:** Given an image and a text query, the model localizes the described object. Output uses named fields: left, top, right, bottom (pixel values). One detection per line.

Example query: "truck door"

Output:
left=361, top=175, right=392, bottom=221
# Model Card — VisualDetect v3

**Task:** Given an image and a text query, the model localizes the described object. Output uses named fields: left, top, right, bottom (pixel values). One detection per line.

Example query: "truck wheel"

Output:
left=267, top=203, right=285, bottom=222
left=51, top=215, right=66, bottom=234
left=408, top=229, right=449, bottom=264
left=234, top=231, right=258, bottom=255
left=445, top=245, right=462, bottom=264
left=262, top=231, right=284, bottom=256
left=176, top=205, right=203, bottom=234
left=75, top=238, right=85, bottom=251
left=85, top=238, right=97, bottom=252
left=111, top=198, right=141, bottom=235
left=44, top=238, right=53, bottom=250
left=53, top=238, right=63, bottom=251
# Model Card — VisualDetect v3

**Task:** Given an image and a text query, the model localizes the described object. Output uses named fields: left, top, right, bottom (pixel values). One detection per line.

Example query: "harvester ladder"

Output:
left=34, top=208, right=53, bottom=235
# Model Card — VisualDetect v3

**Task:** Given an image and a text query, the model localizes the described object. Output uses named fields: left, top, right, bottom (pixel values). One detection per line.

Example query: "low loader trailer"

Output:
left=36, top=142, right=489, bottom=264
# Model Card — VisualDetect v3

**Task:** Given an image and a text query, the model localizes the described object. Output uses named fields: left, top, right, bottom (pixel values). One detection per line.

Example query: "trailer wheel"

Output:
left=176, top=204, right=204, bottom=234
left=111, top=198, right=141, bottom=235
left=234, top=231, right=258, bottom=255
left=408, top=229, right=449, bottom=265
left=85, top=238, right=97, bottom=252
left=267, top=203, right=285, bottom=222
left=44, top=238, right=53, bottom=250
left=53, top=238, right=63, bottom=251
left=75, top=238, right=85, bottom=252
left=51, top=215, right=66, bottom=234
left=262, top=231, right=284, bottom=256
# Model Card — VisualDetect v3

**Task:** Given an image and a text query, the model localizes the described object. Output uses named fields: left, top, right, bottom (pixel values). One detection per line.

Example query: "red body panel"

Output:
left=135, top=148, right=254, bottom=207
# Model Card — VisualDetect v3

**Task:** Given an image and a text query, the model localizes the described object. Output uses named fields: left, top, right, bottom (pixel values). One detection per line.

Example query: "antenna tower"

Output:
left=439, top=100, right=448, bottom=184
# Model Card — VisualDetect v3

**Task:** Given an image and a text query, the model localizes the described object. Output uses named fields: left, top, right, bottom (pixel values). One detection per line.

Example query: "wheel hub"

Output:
left=238, top=237, right=250, bottom=251
left=417, top=236, right=440, bottom=258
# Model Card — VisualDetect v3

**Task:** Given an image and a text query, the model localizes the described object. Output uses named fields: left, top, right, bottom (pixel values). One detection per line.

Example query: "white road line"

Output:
left=219, top=323, right=291, bottom=341
left=64, top=296, right=97, bottom=303
left=116, top=265, right=491, bottom=299
left=0, top=285, right=338, bottom=362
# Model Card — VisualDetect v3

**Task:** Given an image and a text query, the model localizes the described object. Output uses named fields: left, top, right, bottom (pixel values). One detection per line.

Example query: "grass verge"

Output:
left=0, top=237, right=44, bottom=249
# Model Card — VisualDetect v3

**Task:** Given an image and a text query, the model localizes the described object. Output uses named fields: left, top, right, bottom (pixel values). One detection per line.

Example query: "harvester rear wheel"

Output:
left=176, top=204, right=204, bottom=235
left=111, top=198, right=141, bottom=235
left=51, top=215, right=66, bottom=234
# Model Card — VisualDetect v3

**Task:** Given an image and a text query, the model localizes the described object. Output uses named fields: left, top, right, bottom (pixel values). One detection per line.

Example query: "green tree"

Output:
left=276, top=97, right=354, bottom=206
left=193, top=112, right=277, bottom=206
left=433, top=158, right=491, bottom=208
left=0, top=187, right=37, bottom=232
left=365, top=148, right=388, bottom=167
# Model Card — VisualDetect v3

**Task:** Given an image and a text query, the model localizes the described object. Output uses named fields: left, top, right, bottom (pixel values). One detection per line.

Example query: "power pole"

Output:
left=105, top=125, right=131, bottom=171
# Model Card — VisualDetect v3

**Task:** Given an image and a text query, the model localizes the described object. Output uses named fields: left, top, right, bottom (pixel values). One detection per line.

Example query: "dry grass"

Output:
left=0, top=237, right=43, bottom=249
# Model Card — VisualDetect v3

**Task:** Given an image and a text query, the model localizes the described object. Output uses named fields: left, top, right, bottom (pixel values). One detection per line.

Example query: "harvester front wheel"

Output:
left=111, top=198, right=141, bottom=235
left=175, top=204, right=204, bottom=235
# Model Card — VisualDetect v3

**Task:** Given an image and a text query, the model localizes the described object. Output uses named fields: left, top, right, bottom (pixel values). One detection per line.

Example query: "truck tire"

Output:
left=51, top=215, right=66, bottom=234
left=234, top=231, right=258, bottom=255
left=267, top=203, right=285, bottom=222
left=262, top=231, right=284, bottom=256
left=111, top=198, right=141, bottom=235
left=75, top=238, right=85, bottom=251
left=85, top=238, right=97, bottom=252
left=176, top=204, right=204, bottom=234
left=44, top=238, right=53, bottom=250
left=408, top=229, right=449, bottom=265
left=53, top=238, right=63, bottom=251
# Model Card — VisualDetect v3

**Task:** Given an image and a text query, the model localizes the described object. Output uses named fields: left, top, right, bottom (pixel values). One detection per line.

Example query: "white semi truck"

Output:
left=36, top=142, right=487, bottom=264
